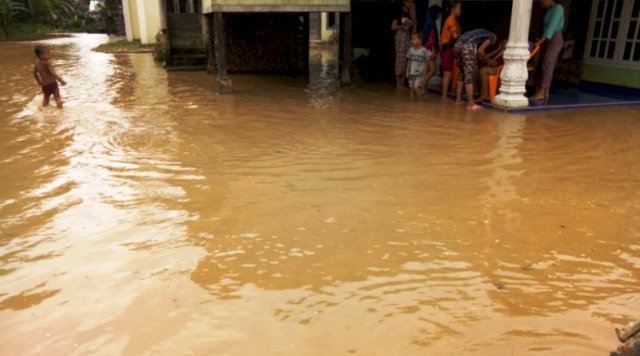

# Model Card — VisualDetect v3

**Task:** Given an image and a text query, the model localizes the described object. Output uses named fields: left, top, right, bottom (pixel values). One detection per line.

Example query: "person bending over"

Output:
left=453, top=29, right=497, bottom=110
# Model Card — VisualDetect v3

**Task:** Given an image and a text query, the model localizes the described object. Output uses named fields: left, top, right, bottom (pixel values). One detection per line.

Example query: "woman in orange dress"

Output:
left=440, top=1, right=461, bottom=101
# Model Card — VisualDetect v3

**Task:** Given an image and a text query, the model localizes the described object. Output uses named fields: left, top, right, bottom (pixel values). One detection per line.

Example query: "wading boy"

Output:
left=406, top=33, right=430, bottom=100
left=33, top=44, right=66, bottom=108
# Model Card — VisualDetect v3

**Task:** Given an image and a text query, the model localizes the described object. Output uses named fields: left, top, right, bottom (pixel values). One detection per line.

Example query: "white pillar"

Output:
left=495, top=0, right=533, bottom=108
left=122, top=0, right=134, bottom=41
left=136, top=0, right=149, bottom=44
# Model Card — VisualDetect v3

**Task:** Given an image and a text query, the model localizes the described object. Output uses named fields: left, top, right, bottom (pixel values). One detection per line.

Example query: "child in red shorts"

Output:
left=33, top=44, right=67, bottom=109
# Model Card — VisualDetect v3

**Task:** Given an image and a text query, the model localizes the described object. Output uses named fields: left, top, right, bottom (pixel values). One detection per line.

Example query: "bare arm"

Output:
left=33, top=65, right=42, bottom=86
left=409, top=4, right=416, bottom=24
left=487, top=46, right=502, bottom=58
left=391, top=19, right=401, bottom=31
left=409, top=4, right=416, bottom=33
left=489, top=49, right=505, bottom=61
left=47, top=61, right=66, bottom=85
left=477, top=39, right=492, bottom=61
left=422, top=51, right=429, bottom=75
left=451, top=24, right=460, bottom=40
left=478, top=39, right=497, bottom=66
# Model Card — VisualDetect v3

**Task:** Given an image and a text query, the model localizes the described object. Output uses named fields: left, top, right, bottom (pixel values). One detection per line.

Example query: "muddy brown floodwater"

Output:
left=1, top=34, right=639, bottom=355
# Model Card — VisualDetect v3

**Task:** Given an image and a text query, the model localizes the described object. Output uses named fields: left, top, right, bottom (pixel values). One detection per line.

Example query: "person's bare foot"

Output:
left=467, top=103, right=482, bottom=111
left=532, top=90, right=548, bottom=100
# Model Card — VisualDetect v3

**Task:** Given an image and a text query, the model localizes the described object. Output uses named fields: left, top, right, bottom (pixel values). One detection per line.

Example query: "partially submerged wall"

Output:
left=582, top=64, right=640, bottom=89
left=209, top=13, right=309, bottom=74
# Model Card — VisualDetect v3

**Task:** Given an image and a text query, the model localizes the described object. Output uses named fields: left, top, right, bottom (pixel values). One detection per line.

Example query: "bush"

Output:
left=70, top=18, right=82, bottom=29
left=153, top=31, right=166, bottom=63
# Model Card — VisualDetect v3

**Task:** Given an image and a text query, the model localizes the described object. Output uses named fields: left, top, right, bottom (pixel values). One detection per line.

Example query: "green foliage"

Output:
left=1, top=0, right=89, bottom=38
left=153, top=32, right=166, bottom=63
left=37, top=0, right=78, bottom=28
left=93, top=39, right=154, bottom=53
left=0, top=0, right=28, bottom=38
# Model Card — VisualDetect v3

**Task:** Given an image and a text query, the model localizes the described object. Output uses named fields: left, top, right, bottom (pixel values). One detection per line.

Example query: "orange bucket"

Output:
left=488, top=66, right=504, bottom=102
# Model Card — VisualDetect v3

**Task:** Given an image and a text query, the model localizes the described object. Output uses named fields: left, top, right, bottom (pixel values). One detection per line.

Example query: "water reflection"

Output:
left=306, top=45, right=341, bottom=109
left=0, top=35, right=639, bottom=355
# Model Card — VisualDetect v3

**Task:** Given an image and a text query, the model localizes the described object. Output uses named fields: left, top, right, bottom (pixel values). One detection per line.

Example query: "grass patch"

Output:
left=1, top=23, right=72, bottom=41
left=93, top=40, right=154, bottom=53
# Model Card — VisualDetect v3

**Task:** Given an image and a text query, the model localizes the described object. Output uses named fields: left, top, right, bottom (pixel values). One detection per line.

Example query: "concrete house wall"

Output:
left=122, top=0, right=163, bottom=44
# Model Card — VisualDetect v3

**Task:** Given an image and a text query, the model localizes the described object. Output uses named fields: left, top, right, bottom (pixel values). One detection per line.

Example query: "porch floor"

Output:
left=429, top=81, right=640, bottom=114
left=484, top=87, right=640, bottom=114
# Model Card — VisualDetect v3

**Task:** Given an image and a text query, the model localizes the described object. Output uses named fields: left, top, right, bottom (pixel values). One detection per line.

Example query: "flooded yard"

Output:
left=1, top=34, right=639, bottom=355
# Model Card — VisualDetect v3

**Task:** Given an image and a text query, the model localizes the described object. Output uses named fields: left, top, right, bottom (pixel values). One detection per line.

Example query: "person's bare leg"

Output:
left=466, top=83, right=481, bottom=110
left=532, top=87, right=548, bottom=100
left=441, top=71, right=452, bottom=101
left=43, top=93, right=51, bottom=107
left=423, top=63, right=436, bottom=95
left=53, top=90, right=63, bottom=109
left=455, top=80, right=464, bottom=105
left=397, top=75, right=404, bottom=90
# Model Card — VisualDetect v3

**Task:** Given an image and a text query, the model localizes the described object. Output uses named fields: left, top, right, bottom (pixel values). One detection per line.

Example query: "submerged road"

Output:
left=1, top=34, right=639, bottom=355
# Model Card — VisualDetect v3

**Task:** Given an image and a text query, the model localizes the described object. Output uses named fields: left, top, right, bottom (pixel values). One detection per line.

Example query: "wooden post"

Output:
left=303, top=13, right=310, bottom=76
left=339, top=12, right=352, bottom=84
left=213, top=12, right=232, bottom=93
left=205, top=14, right=216, bottom=73
left=159, top=0, right=171, bottom=66
left=203, top=14, right=214, bottom=73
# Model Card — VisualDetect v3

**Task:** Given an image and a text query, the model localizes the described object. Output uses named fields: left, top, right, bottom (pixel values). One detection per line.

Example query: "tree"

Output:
left=40, top=0, right=76, bottom=28
left=0, top=0, right=28, bottom=38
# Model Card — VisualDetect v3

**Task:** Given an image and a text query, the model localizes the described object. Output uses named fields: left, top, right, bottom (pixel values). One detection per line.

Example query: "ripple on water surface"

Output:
left=0, top=35, right=639, bottom=355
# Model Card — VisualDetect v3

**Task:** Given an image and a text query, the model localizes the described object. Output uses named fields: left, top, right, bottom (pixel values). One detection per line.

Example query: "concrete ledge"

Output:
left=484, top=99, right=640, bottom=114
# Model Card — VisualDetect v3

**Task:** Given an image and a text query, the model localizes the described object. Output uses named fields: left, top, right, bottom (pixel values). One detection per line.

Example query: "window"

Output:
left=587, top=0, right=640, bottom=67
left=622, top=0, right=640, bottom=61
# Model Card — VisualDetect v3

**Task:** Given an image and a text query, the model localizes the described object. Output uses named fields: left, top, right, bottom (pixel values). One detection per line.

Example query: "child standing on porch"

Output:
left=406, top=33, right=431, bottom=99
left=33, top=44, right=66, bottom=109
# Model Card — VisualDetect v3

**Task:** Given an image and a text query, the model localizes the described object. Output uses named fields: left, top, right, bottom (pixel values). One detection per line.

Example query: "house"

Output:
left=119, top=0, right=639, bottom=106
left=582, top=0, right=640, bottom=89
left=120, top=0, right=164, bottom=44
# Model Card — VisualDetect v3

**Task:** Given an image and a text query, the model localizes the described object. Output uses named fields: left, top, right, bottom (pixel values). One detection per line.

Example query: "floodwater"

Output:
left=1, top=34, right=639, bottom=355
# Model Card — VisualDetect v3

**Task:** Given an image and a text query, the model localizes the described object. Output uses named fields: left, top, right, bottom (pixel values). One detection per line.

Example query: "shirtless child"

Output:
left=33, top=45, right=66, bottom=108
